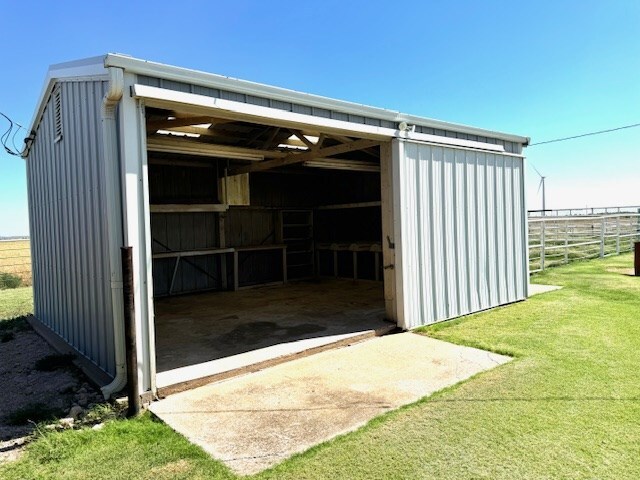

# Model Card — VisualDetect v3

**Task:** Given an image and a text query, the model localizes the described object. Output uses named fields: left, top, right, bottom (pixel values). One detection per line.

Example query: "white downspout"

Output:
left=100, top=66, right=127, bottom=399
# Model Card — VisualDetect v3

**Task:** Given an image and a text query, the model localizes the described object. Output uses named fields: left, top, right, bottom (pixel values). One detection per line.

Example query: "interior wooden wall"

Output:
left=149, top=158, right=382, bottom=296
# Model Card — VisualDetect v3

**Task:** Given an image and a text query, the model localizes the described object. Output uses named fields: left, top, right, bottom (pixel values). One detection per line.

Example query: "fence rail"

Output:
left=529, top=205, right=640, bottom=217
left=0, top=239, right=32, bottom=285
left=528, top=213, right=640, bottom=273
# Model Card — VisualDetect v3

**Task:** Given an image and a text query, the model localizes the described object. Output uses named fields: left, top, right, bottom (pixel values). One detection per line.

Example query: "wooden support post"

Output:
left=121, top=247, right=140, bottom=418
left=169, top=256, right=181, bottom=295
left=218, top=214, right=228, bottom=289
left=233, top=251, right=239, bottom=291
left=352, top=251, right=358, bottom=281
left=282, top=247, right=288, bottom=284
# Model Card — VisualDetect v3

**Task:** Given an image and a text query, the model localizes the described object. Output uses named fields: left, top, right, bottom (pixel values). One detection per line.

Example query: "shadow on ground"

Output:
left=0, top=317, right=105, bottom=462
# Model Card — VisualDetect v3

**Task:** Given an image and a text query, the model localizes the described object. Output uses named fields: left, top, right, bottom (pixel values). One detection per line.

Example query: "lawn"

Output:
left=2, top=254, right=639, bottom=479
left=0, top=286, right=33, bottom=320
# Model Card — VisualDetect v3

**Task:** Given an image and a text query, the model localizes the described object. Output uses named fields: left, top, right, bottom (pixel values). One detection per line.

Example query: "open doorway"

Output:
left=145, top=109, right=394, bottom=391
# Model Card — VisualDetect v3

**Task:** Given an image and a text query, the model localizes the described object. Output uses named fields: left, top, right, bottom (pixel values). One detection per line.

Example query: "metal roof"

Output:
left=25, top=53, right=529, bottom=157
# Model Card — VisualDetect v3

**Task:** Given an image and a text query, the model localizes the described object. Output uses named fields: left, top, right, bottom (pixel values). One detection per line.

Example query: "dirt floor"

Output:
left=0, top=321, right=105, bottom=463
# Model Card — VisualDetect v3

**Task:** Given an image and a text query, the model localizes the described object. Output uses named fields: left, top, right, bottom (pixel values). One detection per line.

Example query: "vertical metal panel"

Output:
left=394, top=139, right=528, bottom=329
left=25, top=79, right=116, bottom=376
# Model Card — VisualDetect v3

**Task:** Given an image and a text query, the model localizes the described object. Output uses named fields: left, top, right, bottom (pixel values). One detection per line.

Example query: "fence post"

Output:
left=564, top=220, right=569, bottom=264
left=616, top=215, right=620, bottom=255
left=541, top=220, right=546, bottom=271
left=599, top=217, right=605, bottom=258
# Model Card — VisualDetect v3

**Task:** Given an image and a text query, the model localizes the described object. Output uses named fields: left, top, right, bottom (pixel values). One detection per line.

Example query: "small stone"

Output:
left=68, top=405, right=84, bottom=419
left=44, top=424, right=57, bottom=430
left=59, top=417, right=74, bottom=428
left=58, top=382, right=76, bottom=394
left=91, top=423, right=105, bottom=431
left=77, top=387, right=87, bottom=394
left=77, top=395, right=89, bottom=407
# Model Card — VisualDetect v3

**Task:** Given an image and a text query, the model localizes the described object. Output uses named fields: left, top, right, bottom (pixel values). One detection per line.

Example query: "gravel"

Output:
left=0, top=325, right=105, bottom=463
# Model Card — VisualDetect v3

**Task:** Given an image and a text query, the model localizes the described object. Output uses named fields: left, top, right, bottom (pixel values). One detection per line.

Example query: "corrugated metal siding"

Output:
left=25, top=79, right=116, bottom=376
left=137, top=75, right=514, bottom=148
left=395, top=140, right=527, bottom=329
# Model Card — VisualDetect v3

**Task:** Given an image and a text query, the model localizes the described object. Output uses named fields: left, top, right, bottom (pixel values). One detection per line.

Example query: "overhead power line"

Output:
left=0, top=111, right=28, bottom=157
left=529, top=123, right=640, bottom=146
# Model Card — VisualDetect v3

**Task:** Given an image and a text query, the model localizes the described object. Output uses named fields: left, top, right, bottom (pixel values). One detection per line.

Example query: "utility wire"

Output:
left=529, top=123, right=640, bottom=146
left=0, top=111, right=28, bottom=156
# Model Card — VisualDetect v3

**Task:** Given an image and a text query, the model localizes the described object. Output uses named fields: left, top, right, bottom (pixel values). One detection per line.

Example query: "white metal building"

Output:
left=23, top=54, right=529, bottom=399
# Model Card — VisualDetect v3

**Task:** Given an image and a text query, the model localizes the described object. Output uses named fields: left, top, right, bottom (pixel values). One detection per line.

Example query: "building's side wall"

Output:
left=26, top=79, right=116, bottom=376
left=394, top=139, right=527, bottom=329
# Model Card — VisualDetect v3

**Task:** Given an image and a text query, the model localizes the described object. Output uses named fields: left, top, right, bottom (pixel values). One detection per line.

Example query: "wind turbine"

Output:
left=532, top=164, right=547, bottom=216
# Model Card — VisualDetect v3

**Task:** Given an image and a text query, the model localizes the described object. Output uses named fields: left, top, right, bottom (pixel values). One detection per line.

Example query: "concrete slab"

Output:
left=150, top=332, right=510, bottom=475
left=529, top=283, right=563, bottom=297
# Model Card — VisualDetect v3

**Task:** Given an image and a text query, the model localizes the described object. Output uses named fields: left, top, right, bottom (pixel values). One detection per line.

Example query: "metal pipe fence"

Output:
left=528, top=213, right=640, bottom=273
left=529, top=205, right=640, bottom=217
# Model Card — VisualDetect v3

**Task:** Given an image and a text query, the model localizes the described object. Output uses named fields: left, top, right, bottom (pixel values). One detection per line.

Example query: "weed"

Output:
left=0, top=272, right=22, bottom=290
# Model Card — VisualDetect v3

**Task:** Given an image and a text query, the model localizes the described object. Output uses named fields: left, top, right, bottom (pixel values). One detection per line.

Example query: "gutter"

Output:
left=100, top=66, right=128, bottom=399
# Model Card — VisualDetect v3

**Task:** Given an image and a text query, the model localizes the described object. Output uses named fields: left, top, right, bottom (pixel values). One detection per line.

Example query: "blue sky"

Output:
left=1, top=0, right=638, bottom=235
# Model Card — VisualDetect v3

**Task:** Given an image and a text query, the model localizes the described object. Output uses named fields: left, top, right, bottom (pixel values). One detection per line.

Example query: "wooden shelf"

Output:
left=150, top=204, right=228, bottom=213
left=315, top=201, right=381, bottom=210
left=152, top=247, right=234, bottom=259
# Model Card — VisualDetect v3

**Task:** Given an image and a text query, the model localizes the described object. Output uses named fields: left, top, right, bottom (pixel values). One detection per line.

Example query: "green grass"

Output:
left=0, top=286, right=33, bottom=320
left=2, top=254, right=639, bottom=478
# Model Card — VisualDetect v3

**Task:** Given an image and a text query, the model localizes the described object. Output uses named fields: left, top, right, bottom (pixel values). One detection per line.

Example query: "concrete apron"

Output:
left=528, top=284, right=563, bottom=296
left=149, top=332, right=511, bottom=475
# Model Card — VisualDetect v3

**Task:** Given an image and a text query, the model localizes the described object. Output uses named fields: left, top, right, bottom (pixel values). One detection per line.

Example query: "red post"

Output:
left=635, top=242, right=640, bottom=277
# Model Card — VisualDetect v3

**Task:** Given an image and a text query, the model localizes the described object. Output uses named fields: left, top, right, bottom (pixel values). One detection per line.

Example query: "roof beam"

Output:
left=289, top=129, right=315, bottom=149
left=147, top=116, right=230, bottom=131
left=147, top=136, right=287, bottom=159
left=230, top=138, right=379, bottom=175
left=261, top=127, right=281, bottom=149
left=326, top=133, right=380, bottom=160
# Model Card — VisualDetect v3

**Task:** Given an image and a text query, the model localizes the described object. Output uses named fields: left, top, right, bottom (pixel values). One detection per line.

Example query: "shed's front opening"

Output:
left=145, top=109, right=393, bottom=391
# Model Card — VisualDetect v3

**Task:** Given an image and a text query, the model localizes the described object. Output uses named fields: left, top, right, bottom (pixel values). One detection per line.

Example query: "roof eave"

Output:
left=23, top=56, right=108, bottom=158
left=104, top=53, right=530, bottom=146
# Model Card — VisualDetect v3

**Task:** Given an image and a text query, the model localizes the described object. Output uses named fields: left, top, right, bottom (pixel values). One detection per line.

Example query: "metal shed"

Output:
left=23, top=54, right=529, bottom=400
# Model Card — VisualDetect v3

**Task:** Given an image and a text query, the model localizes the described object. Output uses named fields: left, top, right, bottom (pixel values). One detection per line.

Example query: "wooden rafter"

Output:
left=326, top=133, right=379, bottom=159
left=245, top=126, right=272, bottom=147
left=147, top=116, right=231, bottom=131
left=261, top=127, right=281, bottom=149
left=230, top=138, right=379, bottom=175
left=147, top=136, right=287, bottom=159
left=289, top=129, right=315, bottom=149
